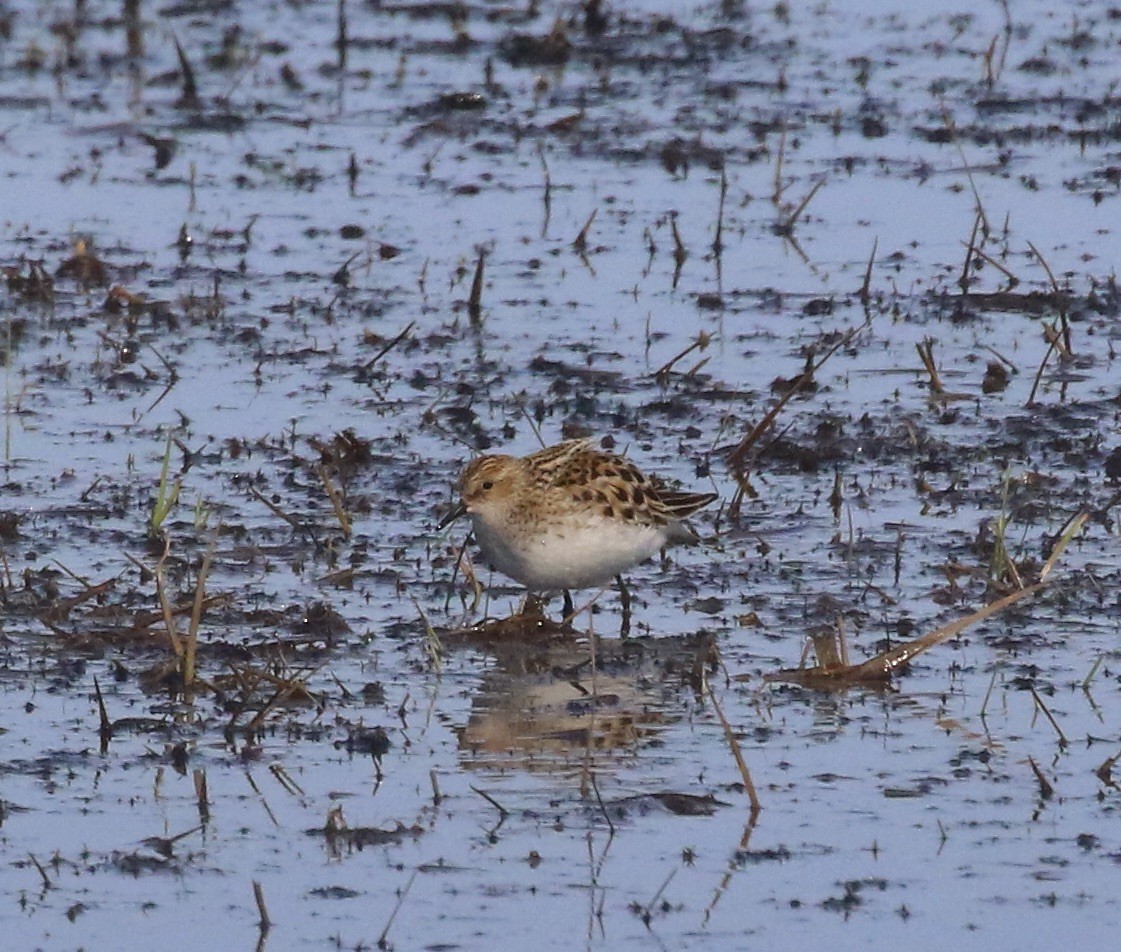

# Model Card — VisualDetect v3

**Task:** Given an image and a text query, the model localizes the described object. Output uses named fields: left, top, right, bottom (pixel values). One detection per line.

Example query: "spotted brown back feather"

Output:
left=521, top=439, right=716, bottom=527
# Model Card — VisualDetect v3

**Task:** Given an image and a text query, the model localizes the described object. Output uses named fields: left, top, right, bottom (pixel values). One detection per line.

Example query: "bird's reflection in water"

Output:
left=456, top=631, right=716, bottom=772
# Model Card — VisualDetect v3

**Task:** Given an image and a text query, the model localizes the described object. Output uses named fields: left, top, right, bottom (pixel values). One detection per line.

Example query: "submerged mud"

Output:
left=1, top=1, right=1120, bottom=950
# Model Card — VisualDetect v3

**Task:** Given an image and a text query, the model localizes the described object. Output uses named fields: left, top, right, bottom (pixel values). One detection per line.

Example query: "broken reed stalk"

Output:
left=317, top=465, right=352, bottom=537
left=377, top=870, right=417, bottom=951
left=467, top=247, right=486, bottom=326
left=253, top=880, right=271, bottom=932
left=706, top=678, right=761, bottom=814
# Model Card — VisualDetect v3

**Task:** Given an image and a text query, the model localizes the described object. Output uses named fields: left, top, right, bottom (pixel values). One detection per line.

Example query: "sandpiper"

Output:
left=443, top=439, right=716, bottom=612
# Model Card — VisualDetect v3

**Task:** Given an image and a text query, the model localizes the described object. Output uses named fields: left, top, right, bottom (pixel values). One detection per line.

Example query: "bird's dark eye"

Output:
left=481, top=480, right=494, bottom=491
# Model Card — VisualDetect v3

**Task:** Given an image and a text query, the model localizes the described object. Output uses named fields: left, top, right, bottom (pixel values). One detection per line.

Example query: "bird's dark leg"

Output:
left=562, top=589, right=575, bottom=619
left=616, top=575, right=632, bottom=637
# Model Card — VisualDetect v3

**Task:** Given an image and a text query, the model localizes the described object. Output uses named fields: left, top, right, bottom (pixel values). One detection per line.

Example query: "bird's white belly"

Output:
left=471, top=515, right=665, bottom=590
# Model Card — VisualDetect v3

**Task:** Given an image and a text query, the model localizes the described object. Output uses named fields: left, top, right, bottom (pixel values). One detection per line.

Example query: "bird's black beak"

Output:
left=437, top=500, right=467, bottom=531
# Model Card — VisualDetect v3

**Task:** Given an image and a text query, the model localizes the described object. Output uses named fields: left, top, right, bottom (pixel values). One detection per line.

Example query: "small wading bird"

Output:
left=441, top=438, right=717, bottom=632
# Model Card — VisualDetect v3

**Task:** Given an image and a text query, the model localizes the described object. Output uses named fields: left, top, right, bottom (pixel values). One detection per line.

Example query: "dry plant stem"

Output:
left=183, top=540, right=216, bottom=692
left=671, top=214, right=687, bottom=267
left=1027, top=755, right=1054, bottom=799
left=980, top=665, right=1000, bottom=719
left=712, top=167, right=727, bottom=256
left=573, top=208, right=597, bottom=253
left=941, top=106, right=990, bottom=234
left=317, top=465, right=352, bottom=537
left=252, top=880, right=271, bottom=931
left=154, top=544, right=184, bottom=660
left=726, top=323, right=862, bottom=473
left=1038, top=511, right=1088, bottom=582
left=969, top=243, right=1020, bottom=287
left=269, top=763, right=305, bottom=796
left=1027, top=240, right=1072, bottom=353
left=780, top=177, right=825, bottom=232
left=768, top=582, right=1044, bottom=688
left=706, top=678, right=761, bottom=814
left=641, top=868, right=678, bottom=926
left=470, top=785, right=509, bottom=818
left=245, top=670, right=318, bottom=734
left=361, top=320, right=414, bottom=372
left=194, top=768, right=210, bottom=822
left=28, top=853, right=52, bottom=889
left=172, top=35, right=199, bottom=107
left=653, top=331, right=711, bottom=383
left=1025, top=335, right=1059, bottom=408
left=859, top=237, right=877, bottom=302
left=958, top=210, right=982, bottom=292
left=1029, top=685, right=1068, bottom=747
left=1082, top=654, right=1104, bottom=692
left=537, top=144, right=552, bottom=233
left=248, top=485, right=306, bottom=533
left=589, top=771, right=615, bottom=836
left=378, top=870, right=417, bottom=950
left=1024, top=243, right=1073, bottom=407
left=916, top=339, right=944, bottom=394
left=411, top=595, right=443, bottom=671
left=772, top=127, right=786, bottom=205
left=468, top=247, right=486, bottom=325
left=93, top=677, right=112, bottom=738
